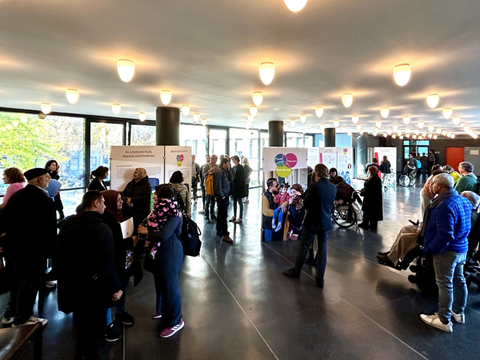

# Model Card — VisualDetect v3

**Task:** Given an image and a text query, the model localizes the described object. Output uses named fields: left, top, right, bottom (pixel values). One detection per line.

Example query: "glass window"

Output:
left=180, top=125, right=207, bottom=162
left=0, top=112, right=85, bottom=195
left=229, top=129, right=259, bottom=186
left=131, top=124, right=156, bottom=145
left=305, top=135, right=314, bottom=148
left=286, top=132, right=304, bottom=147
left=209, top=129, right=227, bottom=156
left=91, top=122, right=124, bottom=180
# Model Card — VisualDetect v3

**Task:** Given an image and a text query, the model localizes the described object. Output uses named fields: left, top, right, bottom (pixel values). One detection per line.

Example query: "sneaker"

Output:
left=420, top=313, right=453, bottom=332
left=243, top=199, right=249, bottom=204
left=452, top=311, right=465, bottom=324
left=234, top=218, right=242, bottom=224
left=2, top=316, right=14, bottom=325
left=229, top=216, right=236, bottom=222
left=222, top=235, right=234, bottom=244
left=116, top=310, right=134, bottom=326
left=152, top=312, right=162, bottom=320
left=160, top=319, right=184, bottom=338
left=45, top=280, right=57, bottom=289
left=13, top=316, right=48, bottom=327
left=105, top=323, right=122, bottom=342
left=198, top=210, right=205, bottom=214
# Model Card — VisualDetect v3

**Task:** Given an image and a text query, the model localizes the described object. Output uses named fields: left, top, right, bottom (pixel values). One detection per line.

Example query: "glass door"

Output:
left=229, top=128, right=260, bottom=186
left=209, top=128, right=227, bottom=156
left=90, top=122, right=125, bottom=182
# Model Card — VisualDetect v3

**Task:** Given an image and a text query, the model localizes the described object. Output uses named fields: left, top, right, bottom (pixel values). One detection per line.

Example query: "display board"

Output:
left=319, top=147, right=353, bottom=184
left=165, top=146, right=192, bottom=182
left=262, top=147, right=309, bottom=191
left=307, top=147, right=320, bottom=168
left=373, top=147, right=397, bottom=174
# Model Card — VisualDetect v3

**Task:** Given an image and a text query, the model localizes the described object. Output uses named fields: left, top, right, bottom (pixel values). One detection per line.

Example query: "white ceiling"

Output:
left=0, top=0, right=479, bottom=136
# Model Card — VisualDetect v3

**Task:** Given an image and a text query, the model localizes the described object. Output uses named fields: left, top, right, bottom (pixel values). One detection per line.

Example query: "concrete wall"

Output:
left=429, top=139, right=480, bottom=165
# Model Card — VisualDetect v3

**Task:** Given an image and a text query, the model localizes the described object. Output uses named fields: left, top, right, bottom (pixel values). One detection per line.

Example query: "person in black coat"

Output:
left=57, top=191, right=123, bottom=360
left=283, top=164, right=337, bottom=288
left=230, top=155, right=246, bottom=223
left=359, top=165, right=383, bottom=230
left=45, top=160, right=65, bottom=219
left=0, top=168, right=56, bottom=326
left=122, top=167, right=152, bottom=228
left=139, top=184, right=185, bottom=338
left=88, top=166, right=109, bottom=191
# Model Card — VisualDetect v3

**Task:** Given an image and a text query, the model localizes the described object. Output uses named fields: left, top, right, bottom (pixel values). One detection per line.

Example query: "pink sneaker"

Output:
left=151, top=312, right=162, bottom=319
left=160, top=319, right=184, bottom=338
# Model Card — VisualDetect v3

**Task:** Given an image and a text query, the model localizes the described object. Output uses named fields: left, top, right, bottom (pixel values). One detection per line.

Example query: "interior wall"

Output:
left=430, top=139, right=480, bottom=165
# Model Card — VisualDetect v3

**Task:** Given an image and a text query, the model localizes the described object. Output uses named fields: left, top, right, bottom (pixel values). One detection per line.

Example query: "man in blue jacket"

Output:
left=420, top=173, right=472, bottom=332
left=283, top=164, right=336, bottom=288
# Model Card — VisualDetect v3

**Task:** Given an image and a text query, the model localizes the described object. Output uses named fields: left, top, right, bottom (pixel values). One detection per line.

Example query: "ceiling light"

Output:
left=342, top=93, right=353, bottom=108
left=252, top=92, right=263, bottom=106
left=160, top=90, right=172, bottom=105
left=442, top=131, right=447, bottom=136
left=392, top=124, right=398, bottom=131
left=443, top=108, right=453, bottom=119
left=41, top=103, right=51, bottom=114
left=418, top=136, right=423, bottom=140
left=259, top=62, right=275, bottom=85
left=333, top=120, right=340, bottom=128
left=315, top=107, right=324, bottom=117
left=320, top=123, right=325, bottom=130
left=452, top=116, right=461, bottom=125
left=284, top=0, right=308, bottom=12
left=400, top=136, right=404, bottom=140
left=387, top=130, right=392, bottom=135
left=412, top=135, right=417, bottom=139
left=433, top=135, right=438, bottom=139
left=352, top=115, right=359, bottom=124
left=182, top=105, right=190, bottom=116
left=403, top=116, right=410, bottom=125
left=112, top=103, right=121, bottom=115
left=300, top=114, right=307, bottom=123
left=426, top=94, right=439, bottom=109
left=66, top=89, right=79, bottom=104
left=459, top=123, right=466, bottom=129
left=422, top=132, right=426, bottom=137
left=392, top=135, right=397, bottom=139
left=405, top=134, right=410, bottom=138
left=464, top=125, right=470, bottom=131
left=375, top=121, right=382, bottom=129
left=380, top=107, right=389, bottom=119
left=436, top=128, right=442, bottom=134
left=193, top=113, right=200, bottom=123
left=383, top=133, right=388, bottom=138
left=406, top=128, right=410, bottom=134
left=117, top=59, right=135, bottom=82
left=247, top=115, right=254, bottom=122
left=393, top=63, right=411, bottom=86
left=290, top=119, right=296, bottom=127
left=428, top=125, right=435, bottom=132
left=428, top=134, right=433, bottom=138
left=451, top=134, right=455, bottom=139
left=415, top=130, right=419, bottom=135
left=139, top=112, right=146, bottom=121
left=398, top=131, right=403, bottom=136
left=358, top=129, right=364, bottom=135
left=250, top=106, right=258, bottom=117
left=342, top=126, right=347, bottom=132
left=347, top=131, right=352, bottom=136
left=418, top=121, right=424, bottom=129
left=201, top=119, right=207, bottom=126
left=356, top=124, right=362, bottom=131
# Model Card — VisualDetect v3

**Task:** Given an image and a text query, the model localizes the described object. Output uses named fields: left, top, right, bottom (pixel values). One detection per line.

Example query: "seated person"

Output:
left=329, top=168, right=342, bottom=184
left=272, top=183, right=291, bottom=231
left=333, top=177, right=362, bottom=205
left=283, top=184, right=305, bottom=241
left=404, top=153, right=418, bottom=181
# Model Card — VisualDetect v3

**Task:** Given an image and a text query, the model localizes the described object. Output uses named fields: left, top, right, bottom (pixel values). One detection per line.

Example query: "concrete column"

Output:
left=357, top=133, right=368, bottom=174
left=156, top=107, right=180, bottom=146
left=324, top=128, right=336, bottom=147
left=268, top=121, right=284, bottom=147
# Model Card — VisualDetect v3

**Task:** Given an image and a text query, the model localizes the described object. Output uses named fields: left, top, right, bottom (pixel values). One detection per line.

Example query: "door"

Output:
left=445, top=147, right=464, bottom=169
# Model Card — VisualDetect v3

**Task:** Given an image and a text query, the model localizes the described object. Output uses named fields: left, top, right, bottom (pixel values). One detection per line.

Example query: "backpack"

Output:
left=206, top=173, right=215, bottom=196
left=414, top=158, right=422, bottom=169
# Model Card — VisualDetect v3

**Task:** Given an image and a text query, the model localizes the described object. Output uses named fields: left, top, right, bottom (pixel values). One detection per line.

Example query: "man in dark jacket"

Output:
left=283, top=164, right=336, bottom=288
left=420, top=173, right=472, bottom=333
left=57, top=191, right=123, bottom=359
left=0, top=168, right=56, bottom=326
left=230, top=155, right=246, bottom=223
left=122, top=168, right=151, bottom=228
left=214, top=158, right=233, bottom=243
left=262, top=178, right=280, bottom=242
left=198, top=155, right=211, bottom=214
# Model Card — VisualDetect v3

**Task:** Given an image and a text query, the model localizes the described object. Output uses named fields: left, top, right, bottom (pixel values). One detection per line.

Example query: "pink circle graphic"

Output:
left=284, top=153, right=297, bottom=168
left=180, top=154, right=184, bottom=161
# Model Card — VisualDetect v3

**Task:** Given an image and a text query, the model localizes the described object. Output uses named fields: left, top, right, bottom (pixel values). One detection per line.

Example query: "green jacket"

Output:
left=455, top=173, right=478, bottom=194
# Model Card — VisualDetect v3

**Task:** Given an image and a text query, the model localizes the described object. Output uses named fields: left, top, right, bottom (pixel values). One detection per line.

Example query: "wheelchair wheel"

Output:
left=385, top=174, right=396, bottom=186
left=409, top=178, right=416, bottom=187
left=331, top=204, right=357, bottom=228
left=398, top=175, right=409, bottom=187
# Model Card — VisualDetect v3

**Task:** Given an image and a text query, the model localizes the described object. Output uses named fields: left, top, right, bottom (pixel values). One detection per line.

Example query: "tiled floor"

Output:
left=2, top=179, right=480, bottom=359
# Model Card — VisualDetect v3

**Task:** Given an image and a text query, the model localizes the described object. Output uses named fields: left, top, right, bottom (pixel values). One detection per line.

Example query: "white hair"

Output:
left=433, top=173, right=454, bottom=188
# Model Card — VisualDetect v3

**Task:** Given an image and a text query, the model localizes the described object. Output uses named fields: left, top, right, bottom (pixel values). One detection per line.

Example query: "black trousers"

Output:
left=216, top=196, right=229, bottom=235
left=191, top=177, right=198, bottom=200
left=74, top=304, right=107, bottom=360
left=7, top=261, right=44, bottom=324
left=205, top=195, right=216, bottom=219
left=294, top=228, right=329, bottom=281
left=200, top=184, right=206, bottom=209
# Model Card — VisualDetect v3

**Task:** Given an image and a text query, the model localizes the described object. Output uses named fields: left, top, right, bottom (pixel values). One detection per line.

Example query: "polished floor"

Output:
left=2, top=181, right=480, bottom=360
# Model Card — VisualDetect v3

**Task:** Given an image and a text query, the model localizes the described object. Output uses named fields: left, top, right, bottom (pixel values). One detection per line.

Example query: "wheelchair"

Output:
left=398, top=168, right=416, bottom=187
left=331, top=191, right=361, bottom=228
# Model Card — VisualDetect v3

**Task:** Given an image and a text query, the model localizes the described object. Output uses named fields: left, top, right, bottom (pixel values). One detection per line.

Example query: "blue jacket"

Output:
left=424, top=195, right=472, bottom=254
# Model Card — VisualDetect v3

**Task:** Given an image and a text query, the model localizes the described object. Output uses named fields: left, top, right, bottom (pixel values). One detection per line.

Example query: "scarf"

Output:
left=147, top=198, right=180, bottom=232
left=45, top=179, right=62, bottom=199
left=101, top=190, right=126, bottom=223
left=420, top=187, right=457, bottom=239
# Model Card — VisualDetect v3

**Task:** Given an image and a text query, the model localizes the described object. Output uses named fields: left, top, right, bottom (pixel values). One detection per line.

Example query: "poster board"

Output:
left=374, top=147, right=397, bottom=174
left=319, top=147, right=337, bottom=169
left=110, top=146, right=164, bottom=191
left=165, top=146, right=192, bottom=183
left=307, top=147, right=320, bottom=168
left=319, top=147, right=353, bottom=184
left=262, top=147, right=309, bottom=191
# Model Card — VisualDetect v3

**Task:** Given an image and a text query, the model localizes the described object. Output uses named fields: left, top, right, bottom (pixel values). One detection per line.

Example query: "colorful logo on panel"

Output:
left=176, top=154, right=184, bottom=167
left=274, top=153, right=297, bottom=177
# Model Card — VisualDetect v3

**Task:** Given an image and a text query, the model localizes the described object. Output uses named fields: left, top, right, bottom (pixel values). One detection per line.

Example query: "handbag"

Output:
left=352, top=202, right=363, bottom=222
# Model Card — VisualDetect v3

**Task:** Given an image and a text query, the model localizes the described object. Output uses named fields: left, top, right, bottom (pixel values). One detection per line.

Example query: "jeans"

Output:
left=294, top=228, right=329, bottom=281
left=205, top=195, right=216, bottom=219
left=433, top=251, right=468, bottom=323
left=191, top=177, right=198, bottom=200
left=153, top=270, right=182, bottom=327
left=233, top=197, right=243, bottom=219
left=200, top=184, right=206, bottom=209
left=216, top=196, right=229, bottom=235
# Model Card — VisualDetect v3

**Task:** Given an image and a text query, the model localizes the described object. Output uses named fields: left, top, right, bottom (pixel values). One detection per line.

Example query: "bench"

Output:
left=0, top=324, right=42, bottom=360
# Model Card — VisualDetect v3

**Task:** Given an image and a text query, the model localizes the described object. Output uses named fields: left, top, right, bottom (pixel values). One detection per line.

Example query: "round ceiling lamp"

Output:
left=452, top=116, right=461, bottom=125
left=139, top=112, right=146, bottom=121
left=442, top=130, right=447, bottom=136
left=380, top=107, right=389, bottom=119
left=252, top=92, right=263, bottom=106
left=333, top=120, right=340, bottom=128
left=259, top=62, right=275, bottom=85
left=412, top=135, right=417, bottom=139
left=433, top=135, right=438, bottom=139
left=451, top=134, right=456, bottom=139
left=352, top=116, right=359, bottom=124
left=117, top=59, right=135, bottom=82
left=383, top=133, right=388, bottom=138
left=356, top=124, right=362, bottom=131
left=193, top=113, right=200, bottom=123
left=403, top=116, right=411, bottom=125
left=375, top=121, right=382, bottom=129
left=443, top=108, right=453, bottom=119
left=300, top=114, right=307, bottom=123
left=392, top=135, right=397, bottom=139
left=406, top=128, right=410, bottom=134
left=392, top=124, right=398, bottom=131
left=66, top=89, right=79, bottom=104
left=290, top=119, right=296, bottom=127
left=250, top=106, right=258, bottom=117
left=315, top=107, right=324, bottom=118
left=182, top=105, right=190, bottom=116
left=160, top=90, right=172, bottom=105
left=201, top=119, right=207, bottom=126
left=418, top=121, right=424, bottom=129
left=348, top=131, right=352, bottom=136
left=112, top=104, right=121, bottom=115
left=436, top=128, right=442, bottom=134
left=393, top=63, right=411, bottom=86
left=415, top=130, right=420, bottom=135
left=284, top=0, right=308, bottom=12
left=426, top=94, right=440, bottom=109
left=342, top=93, right=353, bottom=108
left=428, top=125, right=435, bottom=132
left=387, top=130, right=392, bottom=135
left=428, top=134, right=433, bottom=139
left=41, top=103, right=51, bottom=114
left=247, top=115, right=254, bottom=123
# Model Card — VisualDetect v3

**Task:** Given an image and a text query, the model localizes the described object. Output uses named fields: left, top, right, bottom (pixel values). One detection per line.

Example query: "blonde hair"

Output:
left=242, top=158, right=250, bottom=166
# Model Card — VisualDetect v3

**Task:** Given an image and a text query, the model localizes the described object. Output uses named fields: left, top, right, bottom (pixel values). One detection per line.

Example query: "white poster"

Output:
left=374, top=147, right=397, bottom=174
left=336, top=147, right=354, bottom=185
left=307, top=147, right=320, bottom=168
left=319, top=147, right=337, bottom=169
left=262, top=147, right=308, bottom=175
left=165, top=146, right=192, bottom=184
left=110, top=146, right=164, bottom=191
